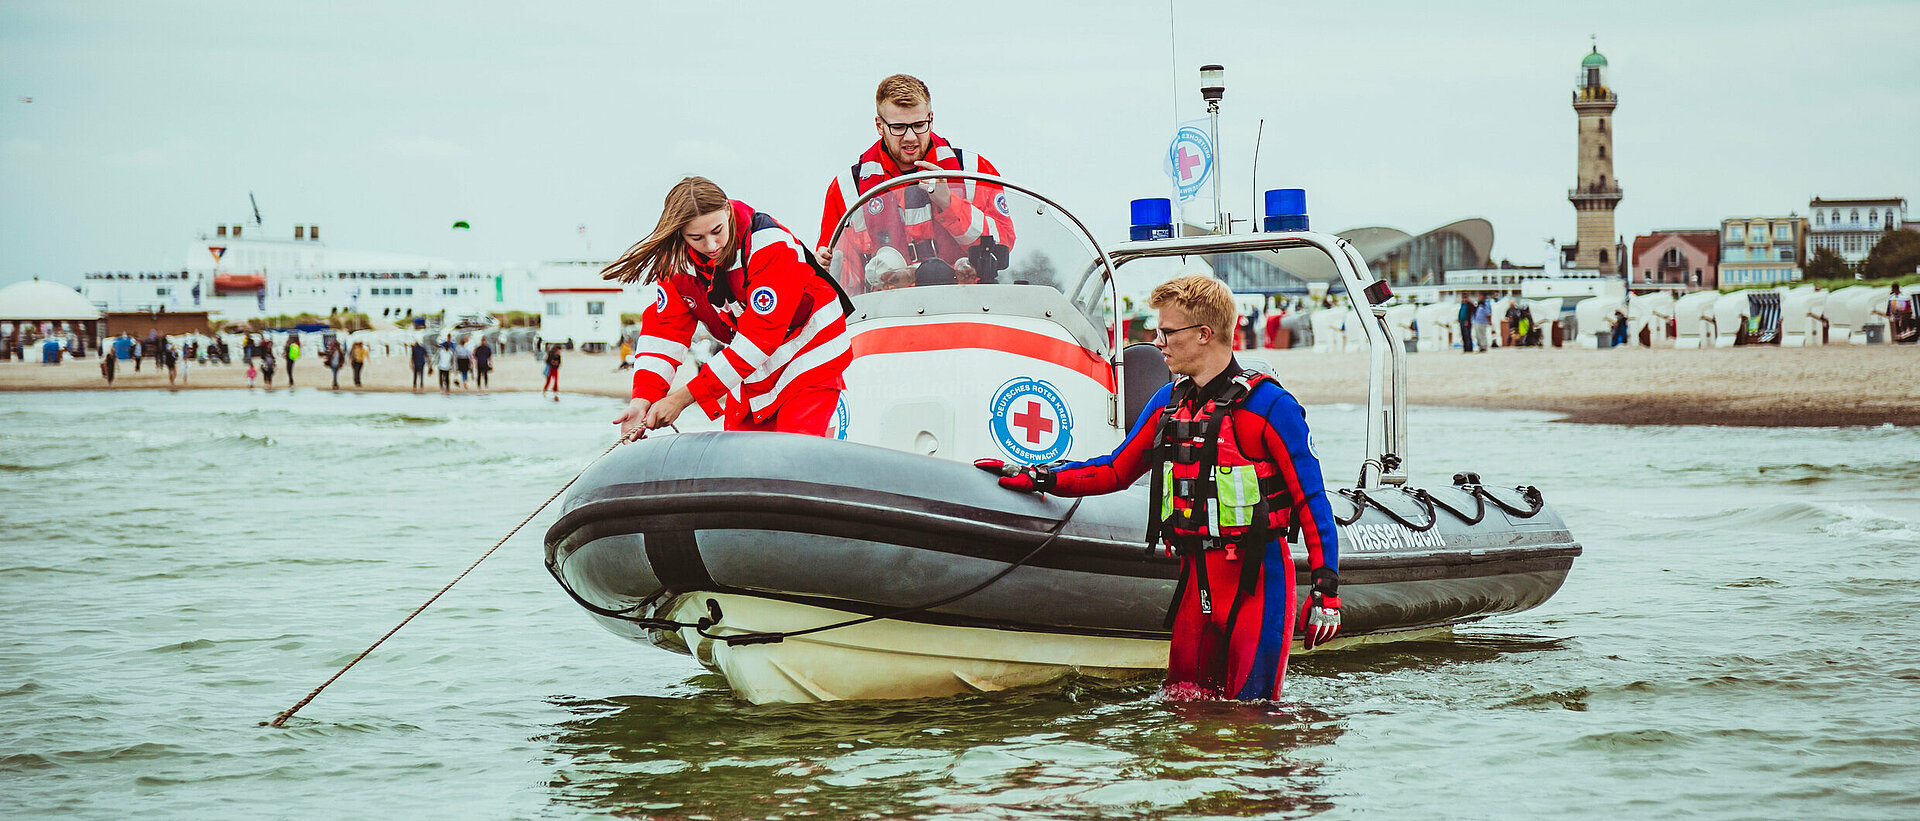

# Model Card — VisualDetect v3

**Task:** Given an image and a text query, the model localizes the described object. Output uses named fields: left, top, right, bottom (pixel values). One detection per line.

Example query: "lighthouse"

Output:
left=1568, top=43, right=1622, bottom=275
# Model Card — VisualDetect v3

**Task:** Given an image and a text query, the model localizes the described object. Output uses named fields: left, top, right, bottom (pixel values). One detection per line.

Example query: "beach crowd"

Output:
left=19, top=327, right=588, bottom=397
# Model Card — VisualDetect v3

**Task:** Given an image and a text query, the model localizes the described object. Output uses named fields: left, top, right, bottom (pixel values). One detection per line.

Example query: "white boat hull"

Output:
left=648, top=592, right=1438, bottom=704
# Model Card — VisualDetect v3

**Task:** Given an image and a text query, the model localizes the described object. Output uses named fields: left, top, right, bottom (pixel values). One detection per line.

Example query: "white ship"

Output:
left=78, top=218, right=585, bottom=324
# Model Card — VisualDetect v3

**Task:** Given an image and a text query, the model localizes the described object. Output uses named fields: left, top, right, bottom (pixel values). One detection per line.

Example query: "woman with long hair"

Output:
left=606, top=176, right=851, bottom=440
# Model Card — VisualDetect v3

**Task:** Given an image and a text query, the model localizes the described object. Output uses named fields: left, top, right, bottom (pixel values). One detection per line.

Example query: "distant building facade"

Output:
left=1196, top=219, right=1495, bottom=295
left=1343, top=219, right=1495, bottom=287
left=535, top=260, right=637, bottom=352
left=1718, top=216, right=1807, bottom=287
left=1808, top=197, right=1908, bottom=268
left=1568, top=44, right=1623, bottom=276
left=1630, top=230, right=1719, bottom=290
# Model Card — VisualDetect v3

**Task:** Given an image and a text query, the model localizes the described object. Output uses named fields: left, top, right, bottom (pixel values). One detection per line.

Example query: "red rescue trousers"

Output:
left=1167, top=538, right=1297, bottom=701
left=724, top=386, right=840, bottom=437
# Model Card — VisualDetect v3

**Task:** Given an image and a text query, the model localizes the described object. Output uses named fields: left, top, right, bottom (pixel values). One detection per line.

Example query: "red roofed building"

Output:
left=1631, top=229, right=1720, bottom=290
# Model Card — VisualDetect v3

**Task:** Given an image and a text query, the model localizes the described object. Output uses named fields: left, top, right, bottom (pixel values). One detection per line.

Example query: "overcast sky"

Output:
left=3, top=0, right=1916, bottom=290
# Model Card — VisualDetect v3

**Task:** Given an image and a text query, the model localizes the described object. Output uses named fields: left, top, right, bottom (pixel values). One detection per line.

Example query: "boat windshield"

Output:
left=824, top=172, right=1113, bottom=333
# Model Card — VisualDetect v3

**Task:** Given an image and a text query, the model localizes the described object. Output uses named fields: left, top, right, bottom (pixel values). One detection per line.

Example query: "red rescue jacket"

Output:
left=631, top=200, right=851, bottom=425
left=817, top=134, right=1016, bottom=278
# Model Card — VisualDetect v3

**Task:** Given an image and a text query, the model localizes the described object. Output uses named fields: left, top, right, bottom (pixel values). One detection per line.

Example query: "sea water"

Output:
left=2, top=389, right=1916, bottom=819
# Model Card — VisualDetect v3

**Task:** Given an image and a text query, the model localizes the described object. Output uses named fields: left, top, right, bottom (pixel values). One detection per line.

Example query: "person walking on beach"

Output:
left=99, top=344, right=115, bottom=384
left=131, top=336, right=144, bottom=371
left=976, top=274, right=1342, bottom=701
left=260, top=348, right=277, bottom=387
left=615, top=338, right=633, bottom=371
left=473, top=338, right=492, bottom=389
left=435, top=341, right=454, bottom=394
left=1457, top=295, right=1475, bottom=353
left=284, top=337, right=300, bottom=386
left=349, top=340, right=369, bottom=386
left=410, top=340, right=429, bottom=391
left=247, top=361, right=257, bottom=388
left=1892, top=284, right=1915, bottom=344
left=604, top=175, right=852, bottom=438
left=453, top=337, right=472, bottom=388
left=542, top=344, right=562, bottom=399
left=323, top=339, right=346, bottom=389
left=1471, top=296, right=1494, bottom=353
left=162, top=340, right=179, bottom=385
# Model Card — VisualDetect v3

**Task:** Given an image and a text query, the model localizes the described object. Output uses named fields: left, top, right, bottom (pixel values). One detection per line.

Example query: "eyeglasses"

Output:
left=880, top=115, right=933, bottom=136
left=1153, top=323, right=1207, bottom=344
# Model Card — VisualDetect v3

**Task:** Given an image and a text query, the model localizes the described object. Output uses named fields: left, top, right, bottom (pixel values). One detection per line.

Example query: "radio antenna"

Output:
left=1250, top=118, right=1264, bottom=224
left=249, top=191, right=263, bottom=226
left=1166, top=0, right=1179, bottom=132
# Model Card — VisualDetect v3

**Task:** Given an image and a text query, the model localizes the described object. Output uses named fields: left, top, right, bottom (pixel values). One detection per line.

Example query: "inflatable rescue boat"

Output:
left=545, top=174, right=1582, bottom=704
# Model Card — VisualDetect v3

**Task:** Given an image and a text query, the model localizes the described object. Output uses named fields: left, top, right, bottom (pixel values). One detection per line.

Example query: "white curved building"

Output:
left=0, top=278, right=103, bottom=352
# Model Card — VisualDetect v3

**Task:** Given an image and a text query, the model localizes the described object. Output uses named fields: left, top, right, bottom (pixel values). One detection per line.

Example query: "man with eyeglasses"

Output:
left=975, top=274, right=1342, bottom=701
left=817, top=74, right=1016, bottom=290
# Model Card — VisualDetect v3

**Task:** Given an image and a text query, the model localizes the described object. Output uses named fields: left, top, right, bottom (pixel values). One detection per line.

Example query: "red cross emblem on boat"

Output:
left=1011, top=400, right=1053, bottom=444
left=990, top=377, right=1071, bottom=463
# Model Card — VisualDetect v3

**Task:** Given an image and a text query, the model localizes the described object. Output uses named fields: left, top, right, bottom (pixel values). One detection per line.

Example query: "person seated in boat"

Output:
left=604, top=176, right=853, bottom=439
left=863, top=247, right=990, bottom=292
left=817, top=73, right=1016, bottom=290
left=864, top=246, right=914, bottom=291
left=976, top=274, right=1342, bottom=702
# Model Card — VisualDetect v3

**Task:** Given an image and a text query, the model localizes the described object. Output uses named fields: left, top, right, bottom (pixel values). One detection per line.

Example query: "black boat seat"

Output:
left=1121, top=342, right=1170, bottom=429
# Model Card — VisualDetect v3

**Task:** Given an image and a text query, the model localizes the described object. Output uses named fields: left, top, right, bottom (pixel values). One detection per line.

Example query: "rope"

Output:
left=267, top=435, right=629, bottom=727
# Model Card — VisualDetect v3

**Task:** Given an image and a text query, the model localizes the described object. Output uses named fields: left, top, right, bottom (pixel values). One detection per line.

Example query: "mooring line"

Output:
left=267, top=435, right=631, bottom=727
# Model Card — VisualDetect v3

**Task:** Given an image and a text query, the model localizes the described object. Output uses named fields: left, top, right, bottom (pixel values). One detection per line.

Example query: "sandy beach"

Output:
left=3, top=344, right=1916, bottom=427
left=1255, top=344, right=1920, bottom=427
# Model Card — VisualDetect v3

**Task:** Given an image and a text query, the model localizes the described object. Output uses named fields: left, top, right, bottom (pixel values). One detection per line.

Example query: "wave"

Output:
left=0, top=566, right=92, bottom=577
left=346, top=412, right=450, bottom=427
left=130, top=432, right=276, bottom=455
left=1637, top=501, right=1918, bottom=542
left=0, top=453, right=110, bottom=473
left=1750, top=461, right=1920, bottom=486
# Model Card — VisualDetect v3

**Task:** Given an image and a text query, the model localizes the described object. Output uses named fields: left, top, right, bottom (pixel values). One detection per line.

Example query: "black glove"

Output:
left=973, top=458, right=1055, bottom=493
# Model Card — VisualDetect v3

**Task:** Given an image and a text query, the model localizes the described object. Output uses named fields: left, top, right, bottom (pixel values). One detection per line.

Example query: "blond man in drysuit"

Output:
left=977, top=275, right=1342, bottom=700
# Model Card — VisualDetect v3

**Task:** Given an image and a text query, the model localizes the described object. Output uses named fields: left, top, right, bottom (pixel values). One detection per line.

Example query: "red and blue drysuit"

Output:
left=1033, top=360, right=1340, bottom=700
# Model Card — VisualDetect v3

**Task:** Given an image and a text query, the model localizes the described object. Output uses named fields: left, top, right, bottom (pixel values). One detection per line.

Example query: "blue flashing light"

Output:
left=1263, top=188, right=1308, bottom=232
left=1130, top=197, right=1174, bottom=241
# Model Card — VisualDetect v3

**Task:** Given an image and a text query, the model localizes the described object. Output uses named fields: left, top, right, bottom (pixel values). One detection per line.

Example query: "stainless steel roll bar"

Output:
left=828, top=171, right=1128, bottom=428
left=1107, top=232, right=1408, bottom=489
left=827, top=174, right=1405, bottom=488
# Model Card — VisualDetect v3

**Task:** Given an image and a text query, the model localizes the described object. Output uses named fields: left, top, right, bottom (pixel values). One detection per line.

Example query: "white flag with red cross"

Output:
left=1162, top=118, right=1216, bottom=229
